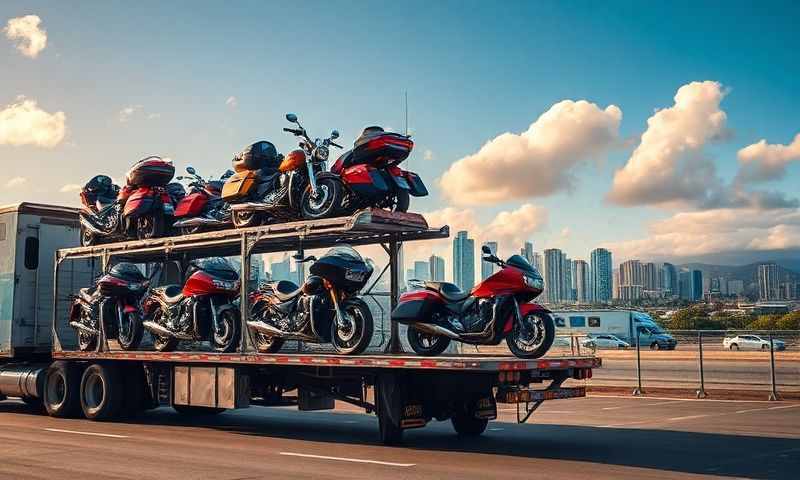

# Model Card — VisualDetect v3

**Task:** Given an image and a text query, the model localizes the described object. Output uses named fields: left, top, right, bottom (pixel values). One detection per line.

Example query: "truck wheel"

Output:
left=331, top=298, right=374, bottom=355
left=451, top=412, right=488, bottom=436
left=44, top=361, right=83, bottom=418
left=22, top=396, right=45, bottom=412
left=80, top=363, right=123, bottom=420
left=378, top=405, right=404, bottom=445
left=650, top=342, right=660, bottom=350
left=172, top=405, right=226, bottom=416
left=407, top=327, right=451, bottom=356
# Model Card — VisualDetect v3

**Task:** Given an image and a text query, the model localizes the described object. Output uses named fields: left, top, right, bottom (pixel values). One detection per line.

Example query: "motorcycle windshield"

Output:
left=188, top=257, right=239, bottom=281
left=323, top=245, right=364, bottom=263
left=505, top=254, right=542, bottom=278
left=108, top=263, right=147, bottom=282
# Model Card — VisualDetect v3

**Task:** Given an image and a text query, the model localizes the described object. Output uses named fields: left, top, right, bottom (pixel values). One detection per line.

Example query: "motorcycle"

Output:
left=392, top=245, right=555, bottom=358
left=78, top=156, right=181, bottom=246
left=142, top=257, right=241, bottom=353
left=171, top=166, right=234, bottom=235
left=68, top=262, right=150, bottom=351
left=223, top=113, right=345, bottom=227
left=331, top=126, right=428, bottom=213
left=248, top=245, right=374, bottom=355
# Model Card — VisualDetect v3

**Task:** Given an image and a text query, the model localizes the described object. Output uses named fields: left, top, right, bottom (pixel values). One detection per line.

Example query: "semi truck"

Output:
left=551, top=309, right=677, bottom=350
left=0, top=202, right=599, bottom=444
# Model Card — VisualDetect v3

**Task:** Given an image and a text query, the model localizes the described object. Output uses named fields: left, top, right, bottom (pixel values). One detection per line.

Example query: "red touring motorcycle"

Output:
left=79, top=157, right=183, bottom=246
left=142, top=258, right=241, bottom=353
left=69, top=263, right=150, bottom=351
left=171, top=166, right=234, bottom=234
left=331, top=126, right=428, bottom=213
left=392, top=246, right=555, bottom=358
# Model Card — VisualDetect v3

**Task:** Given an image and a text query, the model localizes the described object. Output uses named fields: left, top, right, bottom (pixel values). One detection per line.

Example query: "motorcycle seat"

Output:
left=156, top=285, right=184, bottom=304
left=424, top=281, right=470, bottom=302
left=271, top=280, right=303, bottom=302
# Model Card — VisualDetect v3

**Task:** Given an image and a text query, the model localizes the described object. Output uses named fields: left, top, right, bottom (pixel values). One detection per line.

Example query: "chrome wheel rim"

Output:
left=513, top=314, right=545, bottom=352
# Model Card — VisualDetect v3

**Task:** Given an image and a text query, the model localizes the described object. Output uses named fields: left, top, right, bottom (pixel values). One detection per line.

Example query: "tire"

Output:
left=172, top=405, right=226, bottom=416
left=136, top=212, right=164, bottom=240
left=505, top=312, right=555, bottom=359
left=212, top=307, right=241, bottom=353
left=254, top=331, right=285, bottom=353
left=151, top=308, right=178, bottom=352
left=451, top=412, right=488, bottom=436
left=44, top=361, right=83, bottom=418
left=331, top=298, right=374, bottom=355
left=76, top=306, right=98, bottom=352
left=377, top=398, right=404, bottom=445
left=80, top=225, right=96, bottom=247
left=762, top=344, right=768, bottom=350
left=730, top=343, right=739, bottom=351
left=232, top=210, right=262, bottom=228
left=301, top=175, right=343, bottom=219
left=21, top=396, right=45, bottom=412
left=117, top=311, right=144, bottom=351
left=407, top=327, right=451, bottom=356
left=80, top=363, right=123, bottom=420
left=650, top=342, right=660, bottom=350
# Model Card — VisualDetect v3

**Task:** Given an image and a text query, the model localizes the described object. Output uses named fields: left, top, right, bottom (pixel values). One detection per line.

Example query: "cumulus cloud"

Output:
left=4, top=15, right=47, bottom=58
left=225, top=96, right=238, bottom=108
left=423, top=149, right=433, bottom=161
left=5, top=176, right=28, bottom=188
left=59, top=183, right=81, bottom=193
left=735, top=133, right=800, bottom=184
left=0, top=96, right=66, bottom=148
left=604, top=207, right=800, bottom=260
left=440, top=100, right=622, bottom=205
left=607, top=81, right=728, bottom=208
left=118, top=105, right=142, bottom=122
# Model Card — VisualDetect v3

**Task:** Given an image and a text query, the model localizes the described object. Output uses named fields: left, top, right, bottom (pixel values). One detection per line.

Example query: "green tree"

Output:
left=747, top=314, right=781, bottom=331
left=776, top=311, right=800, bottom=330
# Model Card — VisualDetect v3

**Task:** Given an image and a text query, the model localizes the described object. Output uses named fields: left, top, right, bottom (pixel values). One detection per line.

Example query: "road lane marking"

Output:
left=768, top=405, right=800, bottom=410
left=601, top=406, right=623, bottom=410
left=279, top=452, right=415, bottom=468
left=666, top=414, right=709, bottom=421
left=45, top=428, right=129, bottom=439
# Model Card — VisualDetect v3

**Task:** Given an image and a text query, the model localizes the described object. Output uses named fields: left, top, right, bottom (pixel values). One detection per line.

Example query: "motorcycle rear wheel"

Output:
left=331, top=298, right=374, bottom=355
left=136, top=213, right=164, bottom=240
left=117, top=311, right=144, bottom=351
left=151, top=309, right=178, bottom=352
left=407, top=327, right=451, bottom=356
left=506, top=312, right=555, bottom=359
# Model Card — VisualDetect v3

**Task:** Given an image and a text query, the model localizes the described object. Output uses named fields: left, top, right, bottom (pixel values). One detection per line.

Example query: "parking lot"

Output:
left=1, top=395, right=798, bottom=479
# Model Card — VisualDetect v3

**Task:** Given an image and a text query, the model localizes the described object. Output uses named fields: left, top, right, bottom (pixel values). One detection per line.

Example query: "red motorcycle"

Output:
left=142, top=258, right=240, bottom=353
left=331, top=126, right=428, bottom=212
left=171, top=166, right=234, bottom=235
left=392, top=246, right=555, bottom=358
left=79, top=157, right=181, bottom=246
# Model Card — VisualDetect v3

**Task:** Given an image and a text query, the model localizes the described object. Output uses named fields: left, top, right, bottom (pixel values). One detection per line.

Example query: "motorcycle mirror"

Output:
left=176, top=176, right=185, bottom=180
left=286, top=113, right=298, bottom=123
left=330, top=130, right=339, bottom=140
left=186, top=166, right=196, bottom=175
left=481, top=245, right=492, bottom=255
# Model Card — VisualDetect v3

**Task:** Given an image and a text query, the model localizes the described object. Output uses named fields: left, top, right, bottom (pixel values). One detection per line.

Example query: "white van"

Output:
left=550, top=309, right=677, bottom=350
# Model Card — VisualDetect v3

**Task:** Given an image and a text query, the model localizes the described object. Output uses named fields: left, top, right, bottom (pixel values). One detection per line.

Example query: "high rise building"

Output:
left=758, top=263, right=780, bottom=301
left=270, top=254, right=292, bottom=282
left=662, top=263, right=678, bottom=296
left=542, top=248, right=564, bottom=304
left=619, top=260, right=644, bottom=300
left=691, top=270, right=703, bottom=301
left=414, top=260, right=430, bottom=282
left=562, top=253, right=574, bottom=302
left=429, top=254, right=445, bottom=281
left=590, top=248, right=613, bottom=303
left=573, top=260, right=589, bottom=303
left=728, top=279, right=744, bottom=296
left=642, top=262, right=658, bottom=291
left=453, top=231, right=475, bottom=291
left=481, top=241, right=498, bottom=280
left=678, top=269, right=703, bottom=301
left=533, top=252, right=543, bottom=273
left=613, top=268, right=620, bottom=300
left=520, top=241, right=534, bottom=264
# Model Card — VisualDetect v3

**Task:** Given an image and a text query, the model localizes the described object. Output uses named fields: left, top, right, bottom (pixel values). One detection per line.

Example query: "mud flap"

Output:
left=376, top=373, right=426, bottom=430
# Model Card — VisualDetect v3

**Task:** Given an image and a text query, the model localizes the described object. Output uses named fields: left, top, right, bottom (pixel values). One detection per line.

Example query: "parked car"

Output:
left=581, top=334, right=630, bottom=349
left=723, top=335, right=786, bottom=351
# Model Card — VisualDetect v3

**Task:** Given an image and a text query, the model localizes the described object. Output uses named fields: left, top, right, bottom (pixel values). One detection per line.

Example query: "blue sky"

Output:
left=1, top=1, right=799, bottom=271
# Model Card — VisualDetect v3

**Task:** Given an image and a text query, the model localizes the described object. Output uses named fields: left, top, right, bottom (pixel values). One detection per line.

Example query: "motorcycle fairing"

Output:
left=341, top=164, right=390, bottom=198
left=174, top=192, right=207, bottom=217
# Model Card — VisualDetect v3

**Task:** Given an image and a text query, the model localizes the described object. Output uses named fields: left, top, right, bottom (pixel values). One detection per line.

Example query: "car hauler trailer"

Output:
left=0, top=204, right=599, bottom=444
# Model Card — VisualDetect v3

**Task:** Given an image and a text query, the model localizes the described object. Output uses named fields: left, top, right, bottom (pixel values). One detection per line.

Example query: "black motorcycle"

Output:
left=69, top=263, right=150, bottom=351
left=247, top=246, right=374, bottom=355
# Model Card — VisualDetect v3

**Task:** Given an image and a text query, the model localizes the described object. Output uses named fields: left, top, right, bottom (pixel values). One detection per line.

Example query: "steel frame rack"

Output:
left=52, top=209, right=448, bottom=355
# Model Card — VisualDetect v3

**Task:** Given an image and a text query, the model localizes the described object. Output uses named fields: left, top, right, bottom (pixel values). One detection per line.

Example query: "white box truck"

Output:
left=551, top=309, right=677, bottom=350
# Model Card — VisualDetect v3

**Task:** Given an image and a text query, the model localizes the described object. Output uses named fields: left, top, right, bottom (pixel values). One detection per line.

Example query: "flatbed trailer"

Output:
left=0, top=205, right=600, bottom=444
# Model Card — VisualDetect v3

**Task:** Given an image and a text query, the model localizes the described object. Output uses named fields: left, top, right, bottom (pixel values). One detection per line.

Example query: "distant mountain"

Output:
left=677, top=261, right=800, bottom=284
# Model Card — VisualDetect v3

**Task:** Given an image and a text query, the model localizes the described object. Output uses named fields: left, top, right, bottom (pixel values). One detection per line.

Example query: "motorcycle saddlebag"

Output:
left=222, top=170, right=259, bottom=201
left=232, top=141, right=280, bottom=173
left=404, top=171, right=428, bottom=197
left=391, top=290, right=444, bottom=324
left=126, top=156, right=175, bottom=187
left=351, top=127, right=414, bottom=168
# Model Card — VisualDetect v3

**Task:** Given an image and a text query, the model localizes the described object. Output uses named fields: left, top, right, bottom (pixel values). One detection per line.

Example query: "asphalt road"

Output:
left=1, top=395, right=798, bottom=479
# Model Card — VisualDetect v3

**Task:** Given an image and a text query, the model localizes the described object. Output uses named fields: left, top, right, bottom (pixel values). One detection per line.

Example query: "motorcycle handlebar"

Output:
left=330, top=141, right=343, bottom=148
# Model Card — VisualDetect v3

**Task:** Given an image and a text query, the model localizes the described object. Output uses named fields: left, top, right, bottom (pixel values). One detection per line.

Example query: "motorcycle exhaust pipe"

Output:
left=142, top=321, right=193, bottom=340
left=248, top=320, right=316, bottom=342
left=230, top=202, right=277, bottom=212
left=69, top=321, right=99, bottom=335
left=172, top=217, right=227, bottom=228
left=412, top=323, right=462, bottom=340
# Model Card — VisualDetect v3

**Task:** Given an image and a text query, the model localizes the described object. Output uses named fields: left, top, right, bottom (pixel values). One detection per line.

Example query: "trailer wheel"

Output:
left=44, top=361, right=83, bottom=418
left=378, top=405, right=404, bottom=445
left=80, top=363, right=123, bottom=420
left=172, top=405, right=226, bottom=416
left=451, top=411, right=488, bottom=436
left=21, top=396, right=45, bottom=412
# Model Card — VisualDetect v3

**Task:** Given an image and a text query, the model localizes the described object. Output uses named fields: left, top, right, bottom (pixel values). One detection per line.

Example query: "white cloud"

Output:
left=4, top=15, right=47, bottom=58
left=0, top=96, right=66, bottom=148
left=603, top=207, right=800, bottom=260
left=735, top=133, right=800, bottom=184
left=5, top=176, right=28, bottom=188
left=607, top=81, right=728, bottom=208
left=225, top=96, right=238, bottom=108
left=423, top=149, right=433, bottom=161
left=59, top=183, right=81, bottom=193
left=440, top=99, right=621, bottom=205
left=146, top=112, right=161, bottom=120
left=118, top=105, right=142, bottom=122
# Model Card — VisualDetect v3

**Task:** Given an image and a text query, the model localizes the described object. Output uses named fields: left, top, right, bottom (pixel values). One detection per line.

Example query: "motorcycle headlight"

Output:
left=524, top=275, right=544, bottom=290
left=212, top=279, right=240, bottom=291
left=316, top=145, right=329, bottom=161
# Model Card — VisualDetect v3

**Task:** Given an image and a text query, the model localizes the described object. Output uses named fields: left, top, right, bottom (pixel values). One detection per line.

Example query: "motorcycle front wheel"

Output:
left=76, top=307, right=98, bottom=352
left=80, top=225, right=96, bottom=247
left=301, top=176, right=343, bottom=220
left=331, top=298, right=374, bottom=355
left=505, top=312, right=555, bottom=359
left=117, top=310, right=143, bottom=351
left=212, top=307, right=241, bottom=353
left=136, top=213, right=164, bottom=240
left=407, top=327, right=451, bottom=356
